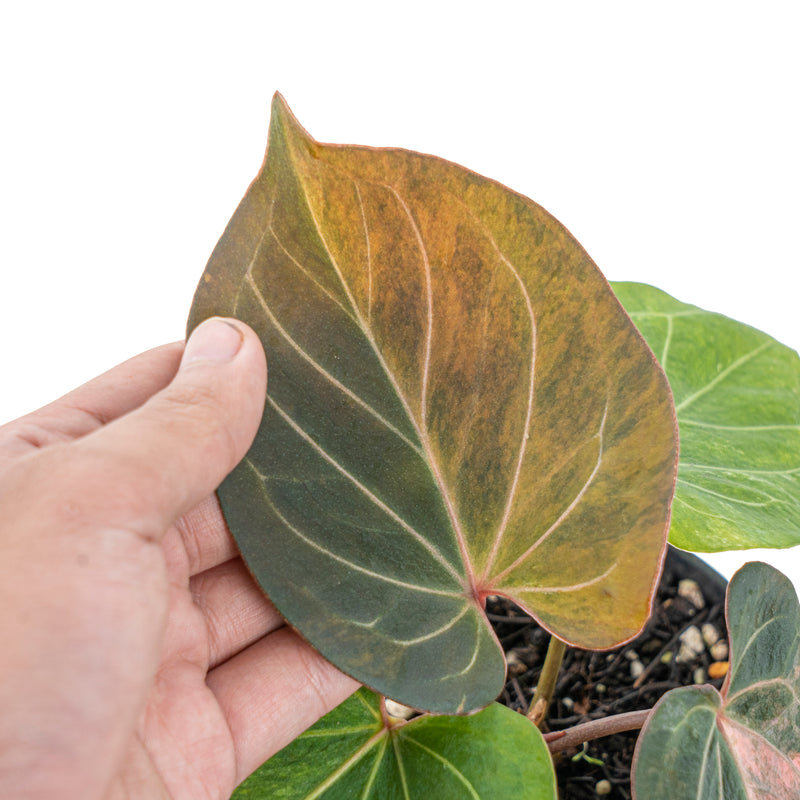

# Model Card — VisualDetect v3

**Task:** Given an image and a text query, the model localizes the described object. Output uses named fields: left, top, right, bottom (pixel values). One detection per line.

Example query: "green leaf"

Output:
left=613, top=281, right=800, bottom=551
left=189, top=94, right=677, bottom=712
left=233, top=688, right=557, bottom=799
left=632, top=561, right=800, bottom=799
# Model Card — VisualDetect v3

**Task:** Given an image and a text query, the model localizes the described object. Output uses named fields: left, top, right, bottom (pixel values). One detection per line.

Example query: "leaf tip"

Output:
left=269, top=91, right=317, bottom=153
left=270, top=90, right=290, bottom=117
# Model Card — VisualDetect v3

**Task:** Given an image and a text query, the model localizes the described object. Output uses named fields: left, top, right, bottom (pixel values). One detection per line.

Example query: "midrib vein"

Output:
left=384, top=186, right=474, bottom=587
left=297, top=167, right=469, bottom=589
left=261, top=401, right=463, bottom=584
left=360, top=736, right=387, bottom=799
left=265, top=491, right=460, bottom=596
left=392, top=734, right=411, bottom=800
left=696, top=722, right=718, bottom=800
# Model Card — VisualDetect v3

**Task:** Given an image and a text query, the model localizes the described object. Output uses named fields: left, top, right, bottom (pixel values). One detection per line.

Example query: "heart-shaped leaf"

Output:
left=632, top=561, right=800, bottom=798
left=613, top=281, right=800, bottom=551
left=189, top=94, right=677, bottom=712
left=233, top=688, right=557, bottom=799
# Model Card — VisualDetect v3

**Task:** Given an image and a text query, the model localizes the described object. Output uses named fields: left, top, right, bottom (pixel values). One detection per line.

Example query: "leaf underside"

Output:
left=233, top=688, right=557, bottom=800
left=613, top=282, right=800, bottom=552
left=189, top=94, right=677, bottom=712
left=632, top=561, right=800, bottom=799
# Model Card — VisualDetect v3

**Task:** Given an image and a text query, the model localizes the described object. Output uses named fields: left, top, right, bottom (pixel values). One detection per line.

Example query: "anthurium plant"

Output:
left=188, top=95, right=800, bottom=799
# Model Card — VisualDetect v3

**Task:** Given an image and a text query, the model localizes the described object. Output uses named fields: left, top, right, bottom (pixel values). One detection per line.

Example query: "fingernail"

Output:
left=182, top=318, right=244, bottom=364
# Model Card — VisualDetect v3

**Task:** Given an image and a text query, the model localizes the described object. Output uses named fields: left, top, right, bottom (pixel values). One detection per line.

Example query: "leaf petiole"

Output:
left=544, top=709, right=651, bottom=754
left=527, top=635, right=567, bottom=728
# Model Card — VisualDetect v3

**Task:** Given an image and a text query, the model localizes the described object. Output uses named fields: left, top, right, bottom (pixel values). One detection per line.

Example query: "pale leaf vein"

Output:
left=400, top=736, right=481, bottom=799
left=678, top=477, right=778, bottom=508
left=675, top=340, right=773, bottom=413
left=244, top=272, right=423, bottom=457
left=510, top=562, right=618, bottom=594
left=491, top=399, right=609, bottom=584
left=300, top=729, right=387, bottom=800
left=466, top=211, right=538, bottom=580
left=298, top=174, right=469, bottom=590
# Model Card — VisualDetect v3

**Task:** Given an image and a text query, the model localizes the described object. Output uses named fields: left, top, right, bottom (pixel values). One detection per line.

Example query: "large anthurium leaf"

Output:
left=232, top=688, right=556, bottom=799
left=189, top=94, right=677, bottom=712
left=613, top=281, right=800, bottom=551
left=632, top=561, right=800, bottom=798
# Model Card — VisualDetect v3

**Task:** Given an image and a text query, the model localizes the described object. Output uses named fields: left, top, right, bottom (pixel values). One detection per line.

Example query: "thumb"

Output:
left=0, top=318, right=266, bottom=798
left=67, top=316, right=268, bottom=540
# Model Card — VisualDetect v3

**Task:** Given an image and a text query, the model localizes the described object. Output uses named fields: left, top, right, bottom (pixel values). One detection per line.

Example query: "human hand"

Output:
left=0, top=318, right=359, bottom=800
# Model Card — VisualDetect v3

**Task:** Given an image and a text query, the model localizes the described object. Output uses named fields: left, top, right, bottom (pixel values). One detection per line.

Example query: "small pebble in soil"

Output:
left=384, top=699, right=415, bottom=720
left=677, top=625, right=705, bottom=662
left=678, top=578, right=705, bottom=609
left=710, top=640, right=729, bottom=661
left=506, top=650, right=527, bottom=675
left=693, top=667, right=707, bottom=684
left=595, top=779, right=612, bottom=795
left=701, top=623, right=720, bottom=647
left=630, top=660, right=645, bottom=678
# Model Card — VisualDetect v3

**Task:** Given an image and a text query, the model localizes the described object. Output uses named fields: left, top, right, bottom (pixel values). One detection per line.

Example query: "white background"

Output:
left=1, top=2, right=798, bottom=589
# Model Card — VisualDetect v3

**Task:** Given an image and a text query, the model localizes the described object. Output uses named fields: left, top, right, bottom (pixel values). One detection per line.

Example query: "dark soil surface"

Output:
left=486, top=549, right=728, bottom=799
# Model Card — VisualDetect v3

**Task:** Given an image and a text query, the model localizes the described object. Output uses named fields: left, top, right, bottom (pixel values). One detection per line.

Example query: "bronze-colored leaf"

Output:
left=189, top=94, right=677, bottom=712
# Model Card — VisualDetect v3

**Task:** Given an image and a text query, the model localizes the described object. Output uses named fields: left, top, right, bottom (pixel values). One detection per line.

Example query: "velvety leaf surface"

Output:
left=613, top=281, right=800, bottom=551
left=189, top=95, right=677, bottom=712
left=632, top=562, right=800, bottom=799
left=232, top=688, right=556, bottom=799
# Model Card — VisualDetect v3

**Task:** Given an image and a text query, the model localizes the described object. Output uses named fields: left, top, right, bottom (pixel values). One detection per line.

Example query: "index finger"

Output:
left=0, top=342, right=183, bottom=469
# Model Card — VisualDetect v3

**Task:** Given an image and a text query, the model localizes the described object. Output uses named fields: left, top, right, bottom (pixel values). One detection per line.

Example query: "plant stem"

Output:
left=528, top=635, right=567, bottom=727
left=543, top=709, right=651, bottom=753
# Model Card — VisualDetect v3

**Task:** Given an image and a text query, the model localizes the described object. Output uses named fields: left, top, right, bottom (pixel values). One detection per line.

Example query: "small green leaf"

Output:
left=613, top=281, right=800, bottom=551
left=190, top=96, right=677, bottom=712
left=632, top=562, right=800, bottom=799
left=233, top=688, right=556, bottom=799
